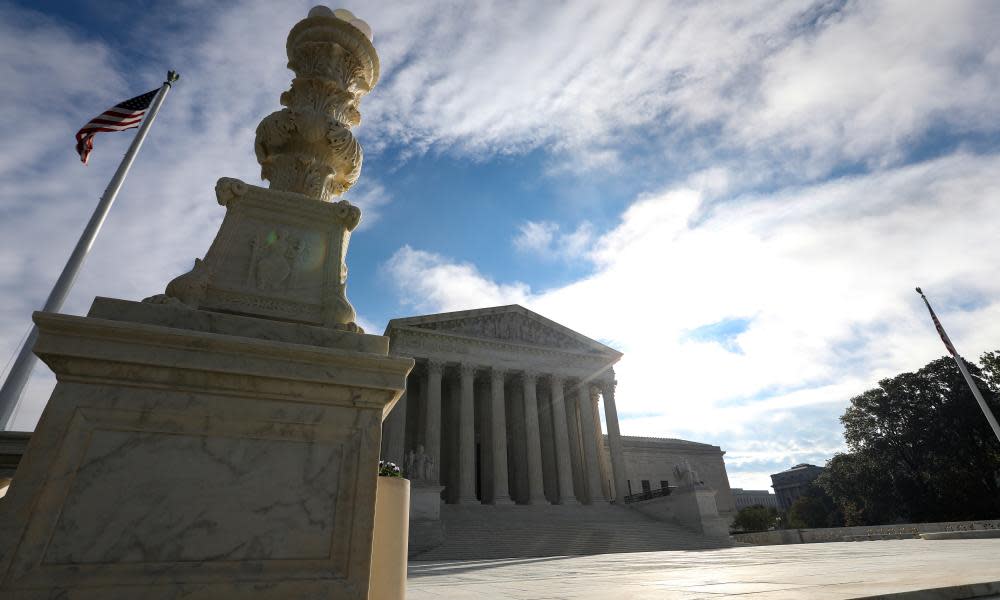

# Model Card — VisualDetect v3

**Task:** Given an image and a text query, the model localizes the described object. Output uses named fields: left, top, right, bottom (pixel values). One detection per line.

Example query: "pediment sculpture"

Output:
left=413, top=312, right=592, bottom=351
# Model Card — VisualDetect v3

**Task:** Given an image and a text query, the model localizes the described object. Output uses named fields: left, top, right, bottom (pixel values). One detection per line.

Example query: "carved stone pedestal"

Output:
left=163, top=178, right=364, bottom=330
left=0, top=298, right=412, bottom=599
left=408, top=483, right=446, bottom=556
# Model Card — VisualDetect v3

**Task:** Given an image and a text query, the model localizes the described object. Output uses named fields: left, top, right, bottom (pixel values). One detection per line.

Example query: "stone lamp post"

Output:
left=155, top=5, right=378, bottom=331
left=0, top=7, right=412, bottom=600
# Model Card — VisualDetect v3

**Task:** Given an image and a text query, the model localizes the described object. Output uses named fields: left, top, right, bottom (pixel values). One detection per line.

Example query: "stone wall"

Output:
left=630, top=485, right=731, bottom=540
left=732, top=519, right=1000, bottom=545
left=603, top=436, right=736, bottom=516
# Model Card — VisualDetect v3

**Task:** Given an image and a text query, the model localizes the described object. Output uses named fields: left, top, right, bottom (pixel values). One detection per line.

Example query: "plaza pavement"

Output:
left=406, top=539, right=1000, bottom=599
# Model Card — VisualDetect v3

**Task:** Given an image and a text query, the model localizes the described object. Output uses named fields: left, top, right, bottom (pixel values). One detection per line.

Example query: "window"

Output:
left=660, top=480, right=669, bottom=490
left=641, top=480, right=651, bottom=492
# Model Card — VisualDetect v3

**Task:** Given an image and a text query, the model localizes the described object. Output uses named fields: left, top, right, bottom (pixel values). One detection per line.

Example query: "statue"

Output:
left=674, top=460, right=703, bottom=487
left=422, top=452, right=436, bottom=483
left=403, top=444, right=437, bottom=483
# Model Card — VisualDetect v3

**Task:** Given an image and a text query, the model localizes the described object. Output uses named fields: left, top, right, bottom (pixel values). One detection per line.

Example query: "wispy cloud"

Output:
left=363, top=0, right=1000, bottom=178
left=513, top=220, right=594, bottom=260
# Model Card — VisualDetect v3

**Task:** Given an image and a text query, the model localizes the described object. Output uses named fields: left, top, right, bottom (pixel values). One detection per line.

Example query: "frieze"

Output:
left=411, top=312, right=595, bottom=352
left=389, top=326, right=615, bottom=375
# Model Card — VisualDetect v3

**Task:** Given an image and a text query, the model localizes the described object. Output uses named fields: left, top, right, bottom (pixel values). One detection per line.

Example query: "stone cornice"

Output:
left=611, top=435, right=725, bottom=455
left=32, top=312, right=413, bottom=408
left=385, top=304, right=622, bottom=358
left=389, top=325, right=619, bottom=366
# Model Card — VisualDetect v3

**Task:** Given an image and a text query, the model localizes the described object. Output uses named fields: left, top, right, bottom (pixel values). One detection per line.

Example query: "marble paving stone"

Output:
left=407, top=539, right=1000, bottom=599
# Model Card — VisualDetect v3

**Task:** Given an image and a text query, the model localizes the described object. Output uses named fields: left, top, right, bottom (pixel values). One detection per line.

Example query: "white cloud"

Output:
left=513, top=220, right=594, bottom=260
left=361, top=0, right=1000, bottom=177
left=382, top=246, right=531, bottom=315
left=513, top=221, right=557, bottom=254
left=382, top=152, right=1000, bottom=489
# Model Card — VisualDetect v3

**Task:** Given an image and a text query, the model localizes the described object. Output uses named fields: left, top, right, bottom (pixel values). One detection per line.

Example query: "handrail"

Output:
left=623, top=486, right=672, bottom=504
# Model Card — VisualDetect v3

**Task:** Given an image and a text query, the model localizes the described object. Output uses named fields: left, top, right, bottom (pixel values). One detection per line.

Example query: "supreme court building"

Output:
left=380, top=304, right=735, bottom=514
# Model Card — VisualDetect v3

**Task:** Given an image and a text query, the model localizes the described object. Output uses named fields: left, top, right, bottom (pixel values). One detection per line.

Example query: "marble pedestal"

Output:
left=408, top=483, right=445, bottom=556
left=0, top=298, right=412, bottom=599
left=669, top=484, right=730, bottom=540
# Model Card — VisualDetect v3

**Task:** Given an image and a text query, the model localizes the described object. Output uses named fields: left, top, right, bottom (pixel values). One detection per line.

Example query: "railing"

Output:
left=623, top=486, right=672, bottom=504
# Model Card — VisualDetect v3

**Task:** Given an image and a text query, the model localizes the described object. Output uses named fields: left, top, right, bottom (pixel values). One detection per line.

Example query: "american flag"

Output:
left=75, top=88, right=159, bottom=164
left=916, top=287, right=958, bottom=357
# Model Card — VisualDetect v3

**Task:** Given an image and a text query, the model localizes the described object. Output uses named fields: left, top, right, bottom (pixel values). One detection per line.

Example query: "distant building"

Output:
left=770, top=463, right=825, bottom=511
left=731, top=488, right=780, bottom=510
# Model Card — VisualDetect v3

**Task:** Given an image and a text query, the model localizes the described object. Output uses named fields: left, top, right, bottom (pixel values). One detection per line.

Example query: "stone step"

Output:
left=411, top=503, right=731, bottom=560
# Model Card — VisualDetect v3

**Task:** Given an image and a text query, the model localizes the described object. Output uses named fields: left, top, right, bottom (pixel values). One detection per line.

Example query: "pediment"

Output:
left=388, top=305, right=619, bottom=356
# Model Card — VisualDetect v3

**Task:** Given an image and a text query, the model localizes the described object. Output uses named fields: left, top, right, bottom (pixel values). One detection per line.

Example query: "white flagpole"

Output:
left=916, top=287, right=1000, bottom=444
left=0, top=70, right=179, bottom=430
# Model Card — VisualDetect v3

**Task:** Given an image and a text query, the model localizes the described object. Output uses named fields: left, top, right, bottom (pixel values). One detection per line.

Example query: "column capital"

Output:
left=426, top=359, right=443, bottom=376
left=549, top=373, right=565, bottom=387
left=522, top=370, right=538, bottom=384
left=601, top=378, right=617, bottom=393
left=459, top=362, right=478, bottom=377
left=490, top=366, right=507, bottom=378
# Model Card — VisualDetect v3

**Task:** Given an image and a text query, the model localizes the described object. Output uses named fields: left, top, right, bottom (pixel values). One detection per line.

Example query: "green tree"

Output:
left=786, top=483, right=843, bottom=528
left=821, top=353, right=1000, bottom=525
left=980, top=351, right=1000, bottom=392
left=731, top=505, right=779, bottom=532
left=818, top=453, right=899, bottom=526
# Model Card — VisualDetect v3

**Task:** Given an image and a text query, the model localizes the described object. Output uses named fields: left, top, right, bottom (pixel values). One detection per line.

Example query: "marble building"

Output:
left=380, top=304, right=734, bottom=514
left=381, top=305, right=628, bottom=505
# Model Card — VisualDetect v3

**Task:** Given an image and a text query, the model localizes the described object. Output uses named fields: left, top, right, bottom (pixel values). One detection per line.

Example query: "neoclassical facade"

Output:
left=381, top=305, right=629, bottom=505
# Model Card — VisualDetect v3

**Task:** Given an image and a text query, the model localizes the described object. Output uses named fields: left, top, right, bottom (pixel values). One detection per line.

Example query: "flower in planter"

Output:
left=379, top=460, right=402, bottom=478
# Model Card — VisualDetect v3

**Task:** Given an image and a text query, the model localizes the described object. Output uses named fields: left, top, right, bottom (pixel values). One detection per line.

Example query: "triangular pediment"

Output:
left=387, top=305, right=620, bottom=356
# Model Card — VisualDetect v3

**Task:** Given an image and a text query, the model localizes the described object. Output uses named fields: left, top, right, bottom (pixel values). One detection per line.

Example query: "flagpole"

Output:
left=0, top=70, right=179, bottom=430
left=916, top=287, right=1000, bottom=444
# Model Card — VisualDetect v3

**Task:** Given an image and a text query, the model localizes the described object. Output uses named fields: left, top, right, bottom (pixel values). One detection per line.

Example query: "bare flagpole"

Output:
left=0, top=70, right=179, bottom=430
left=916, top=287, right=1000, bottom=444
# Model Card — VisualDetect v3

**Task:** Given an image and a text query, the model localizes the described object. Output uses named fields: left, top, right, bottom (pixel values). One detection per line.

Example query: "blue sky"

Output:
left=2, top=0, right=1000, bottom=490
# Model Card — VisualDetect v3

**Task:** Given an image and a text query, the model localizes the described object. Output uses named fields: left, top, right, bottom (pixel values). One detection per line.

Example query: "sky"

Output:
left=2, top=0, right=999, bottom=491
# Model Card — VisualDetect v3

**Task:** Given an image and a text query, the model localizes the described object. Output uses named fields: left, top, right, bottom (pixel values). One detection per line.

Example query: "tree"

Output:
left=731, top=505, right=779, bottom=532
left=820, top=353, right=1000, bottom=525
left=817, top=453, right=899, bottom=526
left=786, top=483, right=843, bottom=528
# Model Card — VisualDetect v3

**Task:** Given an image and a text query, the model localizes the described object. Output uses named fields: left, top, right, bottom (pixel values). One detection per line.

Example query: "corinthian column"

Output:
left=549, top=375, right=578, bottom=505
left=576, top=383, right=606, bottom=503
left=490, top=367, right=513, bottom=504
left=522, top=371, right=547, bottom=504
left=425, top=360, right=442, bottom=485
left=601, top=378, right=630, bottom=502
left=458, top=363, right=478, bottom=504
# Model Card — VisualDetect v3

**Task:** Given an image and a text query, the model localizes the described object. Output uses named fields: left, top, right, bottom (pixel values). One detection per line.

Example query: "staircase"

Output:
left=410, top=502, right=731, bottom=561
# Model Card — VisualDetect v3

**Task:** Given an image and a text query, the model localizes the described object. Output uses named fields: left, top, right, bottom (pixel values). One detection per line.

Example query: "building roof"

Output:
left=609, top=435, right=724, bottom=454
left=772, top=463, right=824, bottom=475
left=386, top=304, right=622, bottom=358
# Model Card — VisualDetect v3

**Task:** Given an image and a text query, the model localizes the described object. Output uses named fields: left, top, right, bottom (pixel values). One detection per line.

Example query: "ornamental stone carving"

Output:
left=414, top=313, right=590, bottom=351
left=254, top=6, right=379, bottom=201
left=146, top=9, right=376, bottom=332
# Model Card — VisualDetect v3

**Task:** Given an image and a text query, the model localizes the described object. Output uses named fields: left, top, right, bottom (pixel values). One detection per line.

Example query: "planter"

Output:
left=371, top=476, right=410, bottom=600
